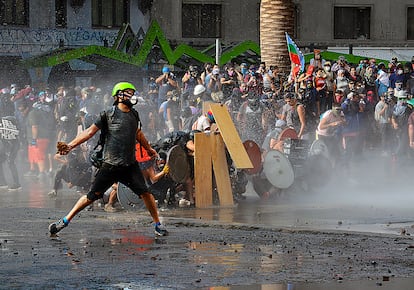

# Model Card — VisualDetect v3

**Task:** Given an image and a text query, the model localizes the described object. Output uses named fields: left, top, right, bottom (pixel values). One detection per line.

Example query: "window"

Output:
left=334, top=7, right=370, bottom=39
left=0, top=0, right=29, bottom=26
left=92, top=0, right=128, bottom=28
left=408, top=7, right=414, bottom=40
left=56, top=0, right=67, bottom=28
left=182, top=4, right=222, bottom=38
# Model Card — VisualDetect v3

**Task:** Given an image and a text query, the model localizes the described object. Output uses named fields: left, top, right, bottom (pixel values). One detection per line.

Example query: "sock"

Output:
left=155, top=222, right=161, bottom=227
left=62, top=216, right=69, bottom=226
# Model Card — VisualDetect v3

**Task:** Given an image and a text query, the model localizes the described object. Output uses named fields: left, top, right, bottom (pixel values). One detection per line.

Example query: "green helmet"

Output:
left=112, top=82, right=136, bottom=97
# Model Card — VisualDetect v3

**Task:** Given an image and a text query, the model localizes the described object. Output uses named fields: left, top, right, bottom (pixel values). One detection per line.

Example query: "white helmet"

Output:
left=194, top=84, right=206, bottom=96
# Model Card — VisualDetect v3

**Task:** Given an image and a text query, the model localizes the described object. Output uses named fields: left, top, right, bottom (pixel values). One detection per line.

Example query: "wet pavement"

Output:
left=1, top=154, right=414, bottom=289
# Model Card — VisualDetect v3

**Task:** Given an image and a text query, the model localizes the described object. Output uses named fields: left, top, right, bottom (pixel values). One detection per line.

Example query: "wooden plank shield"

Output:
left=209, top=103, right=253, bottom=169
left=243, top=140, right=262, bottom=175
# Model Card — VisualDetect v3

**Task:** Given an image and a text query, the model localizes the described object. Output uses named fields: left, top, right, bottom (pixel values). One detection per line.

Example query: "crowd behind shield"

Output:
left=1, top=52, right=414, bottom=200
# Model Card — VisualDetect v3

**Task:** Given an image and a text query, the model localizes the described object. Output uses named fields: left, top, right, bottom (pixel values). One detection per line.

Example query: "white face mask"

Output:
left=324, top=66, right=331, bottom=72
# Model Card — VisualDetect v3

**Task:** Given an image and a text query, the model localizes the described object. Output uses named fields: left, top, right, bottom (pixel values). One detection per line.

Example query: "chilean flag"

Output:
left=285, top=32, right=305, bottom=77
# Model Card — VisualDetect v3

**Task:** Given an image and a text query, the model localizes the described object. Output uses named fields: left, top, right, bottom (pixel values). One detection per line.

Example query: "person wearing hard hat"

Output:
left=49, top=82, right=168, bottom=237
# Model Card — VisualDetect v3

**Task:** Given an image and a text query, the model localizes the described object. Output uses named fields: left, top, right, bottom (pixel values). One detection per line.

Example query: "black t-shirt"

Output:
left=94, top=107, right=139, bottom=166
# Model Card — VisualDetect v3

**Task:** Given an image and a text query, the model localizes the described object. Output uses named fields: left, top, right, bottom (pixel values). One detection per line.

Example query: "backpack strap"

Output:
left=95, top=110, right=107, bottom=149
left=131, top=108, right=142, bottom=130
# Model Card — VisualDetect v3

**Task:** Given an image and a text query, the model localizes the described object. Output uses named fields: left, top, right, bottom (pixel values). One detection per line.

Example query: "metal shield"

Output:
left=117, top=182, right=145, bottom=211
left=277, top=128, right=298, bottom=141
left=243, top=140, right=262, bottom=175
left=263, top=150, right=294, bottom=189
left=166, top=145, right=190, bottom=183
left=310, top=139, right=330, bottom=160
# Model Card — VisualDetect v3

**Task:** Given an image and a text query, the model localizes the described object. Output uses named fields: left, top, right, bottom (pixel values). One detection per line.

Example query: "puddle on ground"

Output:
left=113, top=277, right=414, bottom=290
left=203, top=277, right=414, bottom=289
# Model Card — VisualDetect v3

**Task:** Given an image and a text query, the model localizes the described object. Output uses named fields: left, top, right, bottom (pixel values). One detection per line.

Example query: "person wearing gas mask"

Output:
left=156, top=66, right=178, bottom=110
left=221, top=64, right=242, bottom=100
left=49, top=82, right=168, bottom=237
left=182, top=65, right=201, bottom=105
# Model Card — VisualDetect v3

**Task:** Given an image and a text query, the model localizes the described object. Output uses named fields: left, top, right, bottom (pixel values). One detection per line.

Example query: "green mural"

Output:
left=22, top=20, right=261, bottom=68
left=22, top=20, right=387, bottom=69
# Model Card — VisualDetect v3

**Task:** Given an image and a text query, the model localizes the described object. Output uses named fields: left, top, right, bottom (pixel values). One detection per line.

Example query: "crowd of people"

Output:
left=1, top=51, right=414, bottom=202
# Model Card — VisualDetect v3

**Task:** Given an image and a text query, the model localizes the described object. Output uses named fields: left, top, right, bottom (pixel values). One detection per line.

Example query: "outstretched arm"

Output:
left=57, top=124, right=99, bottom=155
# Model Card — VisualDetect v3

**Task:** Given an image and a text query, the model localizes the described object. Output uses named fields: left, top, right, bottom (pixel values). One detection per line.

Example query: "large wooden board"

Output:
left=208, top=103, right=253, bottom=169
left=211, top=133, right=233, bottom=206
left=194, top=132, right=213, bottom=208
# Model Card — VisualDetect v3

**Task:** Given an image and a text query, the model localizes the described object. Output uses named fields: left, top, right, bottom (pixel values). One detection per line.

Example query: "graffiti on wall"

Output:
left=0, top=27, right=118, bottom=54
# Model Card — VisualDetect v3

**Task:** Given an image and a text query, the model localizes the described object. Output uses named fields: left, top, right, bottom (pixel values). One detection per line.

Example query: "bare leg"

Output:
left=65, top=195, right=94, bottom=221
left=184, top=177, right=195, bottom=204
left=107, top=184, right=118, bottom=206
left=141, top=192, right=160, bottom=224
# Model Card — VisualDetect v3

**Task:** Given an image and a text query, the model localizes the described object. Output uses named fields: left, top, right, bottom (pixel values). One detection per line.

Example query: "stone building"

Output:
left=0, top=0, right=413, bottom=87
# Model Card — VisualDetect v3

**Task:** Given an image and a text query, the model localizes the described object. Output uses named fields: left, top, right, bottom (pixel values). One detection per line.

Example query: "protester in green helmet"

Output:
left=49, top=81, right=168, bottom=237
left=111, top=82, right=138, bottom=108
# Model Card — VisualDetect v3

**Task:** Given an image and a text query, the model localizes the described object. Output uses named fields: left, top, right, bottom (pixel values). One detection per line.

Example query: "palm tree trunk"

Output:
left=260, top=0, right=295, bottom=73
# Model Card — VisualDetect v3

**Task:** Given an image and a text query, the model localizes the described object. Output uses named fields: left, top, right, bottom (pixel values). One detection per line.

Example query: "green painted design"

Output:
left=22, top=20, right=391, bottom=69
left=220, top=40, right=260, bottom=65
left=22, top=20, right=260, bottom=68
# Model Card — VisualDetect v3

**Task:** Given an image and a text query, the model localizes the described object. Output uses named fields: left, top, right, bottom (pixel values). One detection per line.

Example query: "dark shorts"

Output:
left=138, top=159, right=154, bottom=170
left=86, top=162, right=148, bottom=201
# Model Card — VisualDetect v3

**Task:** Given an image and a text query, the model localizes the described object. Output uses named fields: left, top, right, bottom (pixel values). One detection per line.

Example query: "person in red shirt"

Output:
left=136, top=142, right=168, bottom=184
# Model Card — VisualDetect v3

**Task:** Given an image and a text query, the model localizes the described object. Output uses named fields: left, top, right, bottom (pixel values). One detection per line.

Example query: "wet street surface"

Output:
left=1, top=155, right=414, bottom=289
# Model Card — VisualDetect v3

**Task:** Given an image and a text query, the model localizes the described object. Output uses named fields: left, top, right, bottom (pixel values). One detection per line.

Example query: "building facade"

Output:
left=0, top=0, right=413, bottom=88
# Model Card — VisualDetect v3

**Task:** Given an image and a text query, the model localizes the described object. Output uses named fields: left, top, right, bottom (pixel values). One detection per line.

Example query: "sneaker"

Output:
left=104, top=204, right=118, bottom=213
left=155, top=223, right=168, bottom=236
left=49, top=219, right=68, bottom=235
left=47, top=190, right=57, bottom=197
left=178, top=198, right=191, bottom=207
left=8, top=184, right=22, bottom=191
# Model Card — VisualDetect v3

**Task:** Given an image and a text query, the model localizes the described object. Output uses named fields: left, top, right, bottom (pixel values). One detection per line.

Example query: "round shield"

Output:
left=263, top=150, right=294, bottom=189
left=166, top=145, right=190, bottom=183
left=243, top=140, right=262, bottom=175
left=117, top=182, right=145, bottom=211
left=310, top=139, right=330, bottom=160
left=278, top=128, right=298, bottom=141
